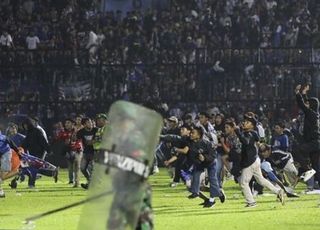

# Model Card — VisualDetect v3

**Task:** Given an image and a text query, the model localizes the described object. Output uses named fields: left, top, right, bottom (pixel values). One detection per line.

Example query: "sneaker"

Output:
left=199, top=199, right=209, bottom=205
left=0, top=190, right=5, bottom=198
left=53, top=168, right=59, bottom=183
left=284, top=186, right=294, bottom=194
left=188, top=193, right=199, bottom=199
left=286, top=192, right=299, bottom=198
left=68, top=181, right=74, bottom=184
left=277, top=189, right=285, bottom=205
left=9, top=179, right=18, bottom=189
left=219, top=190, right=226, bottom=203
left=153, top=166, right=159, bottom=174
left=81, top=183, right=89, bottom=190
left=245, top=202, right=257, bottom=208
left=301, top=169, right=316, bottom=182
left=170, top=182, right=178, bottom=187
left=203, top=200, right=216, bottom=208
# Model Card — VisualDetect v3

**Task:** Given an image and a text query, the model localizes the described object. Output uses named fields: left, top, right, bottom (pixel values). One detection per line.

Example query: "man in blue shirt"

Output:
left=0, top=131, right=20, bottom=198
left=271, top=121, right=289, bottom=152
left=6, top=123, right=25, bottom=147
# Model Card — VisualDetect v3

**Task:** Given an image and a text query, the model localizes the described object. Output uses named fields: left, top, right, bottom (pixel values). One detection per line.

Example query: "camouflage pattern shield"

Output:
left=78, top=101, right=163, bottom=230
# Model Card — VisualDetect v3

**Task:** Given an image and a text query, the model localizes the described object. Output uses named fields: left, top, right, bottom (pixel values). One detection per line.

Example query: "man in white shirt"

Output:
left=26, top=31, right=40, bottom=50
left=0, top=31, right=14, bottom=49
left=86, top=31, right=98, bottom=64
left=26, top=31, right=40, bottom=64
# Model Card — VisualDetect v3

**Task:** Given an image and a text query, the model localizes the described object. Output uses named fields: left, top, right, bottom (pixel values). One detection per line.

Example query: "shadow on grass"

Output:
left=26, top=194, right=86, bottom=198
left=152, top=188, right=186, bottom=192
left=155, top=206, right=281, bottom=216
left=155, top=198, right=319, bottom=217
left=16, top=188, right=86, bottom=193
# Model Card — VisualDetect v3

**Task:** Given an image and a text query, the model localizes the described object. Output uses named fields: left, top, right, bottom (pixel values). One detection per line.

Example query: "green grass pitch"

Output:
left=0, top=169, right=319, bottom=230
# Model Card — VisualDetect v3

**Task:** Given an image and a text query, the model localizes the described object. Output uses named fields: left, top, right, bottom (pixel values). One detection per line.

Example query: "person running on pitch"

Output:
left=235, top=114, right=285, bottom=207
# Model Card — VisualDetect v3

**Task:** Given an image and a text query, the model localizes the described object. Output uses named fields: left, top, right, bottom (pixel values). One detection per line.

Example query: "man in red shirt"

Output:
left=56, top=118, right=83, bottom=187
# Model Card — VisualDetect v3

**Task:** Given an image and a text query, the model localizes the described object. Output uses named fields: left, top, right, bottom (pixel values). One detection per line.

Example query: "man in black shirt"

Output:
left=260, top=144, right=298, bottom=188
left=77, top=118, right=98, bottom=189
left=236, top=114, right=285, bottom=207
left=166, top=116, right=180, bottom=135
left=160, top=125, right=192, bottom=187
left=292, top=84, right=320, bottom=184
left=21, top=117, right=57, bottom=187
left=22, top=118, right=50, bottom=159
left=188, top=127, right=225, bottom=208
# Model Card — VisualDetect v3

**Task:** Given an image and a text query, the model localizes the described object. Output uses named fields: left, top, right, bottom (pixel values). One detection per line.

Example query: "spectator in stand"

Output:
left=0, top=0, right=320, bottom=148
left=26, top=31, right=40, bottom=50
left=86, top=30, right=98, bottom=64
left=0, top=30, right=14, bottom=49
left=26, top=31, right=40, bottom=64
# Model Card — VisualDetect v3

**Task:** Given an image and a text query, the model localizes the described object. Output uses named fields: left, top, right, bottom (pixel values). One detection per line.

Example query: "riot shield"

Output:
left=78, top=101, right=163, bottom=230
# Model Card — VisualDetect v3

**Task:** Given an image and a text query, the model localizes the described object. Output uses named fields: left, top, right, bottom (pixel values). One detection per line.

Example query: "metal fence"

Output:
left=0, top=48, right=319, bottom=106
left=1, top=48, right=320, bottom=66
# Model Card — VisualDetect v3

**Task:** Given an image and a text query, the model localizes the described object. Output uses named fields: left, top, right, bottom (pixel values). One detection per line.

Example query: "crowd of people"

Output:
left=0, top=112, right=108, bottom=198
left=1, top=0, right=319, bottom=62
left=1, top=0, right=320, bottom=124
left=156, top=84, right=320, bottom=207
left=0, top=0, right=320, bottom=207
left=1, top=0, right=319, bottom=66
left=0, top=82, right=320, bottom=209
left=1, top=2, right=320, bottom=230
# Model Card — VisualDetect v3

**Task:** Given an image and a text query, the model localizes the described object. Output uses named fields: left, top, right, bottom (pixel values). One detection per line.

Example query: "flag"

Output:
left=58, top=81, right=92, bottom=101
